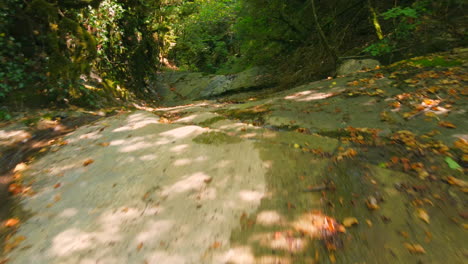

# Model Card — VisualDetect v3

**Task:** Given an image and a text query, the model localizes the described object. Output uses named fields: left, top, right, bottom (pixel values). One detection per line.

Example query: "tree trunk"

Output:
left=310, top=0, right=338, bottom=68
left=368, top=0, right=384, bottom=40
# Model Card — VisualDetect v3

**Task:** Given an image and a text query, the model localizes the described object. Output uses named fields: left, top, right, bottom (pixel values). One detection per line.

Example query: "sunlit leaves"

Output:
left=416, top=208, right=430, bottom=224
left=438, top=121, right=456, bottom=128
left=404, top=243, right=426, bottom=254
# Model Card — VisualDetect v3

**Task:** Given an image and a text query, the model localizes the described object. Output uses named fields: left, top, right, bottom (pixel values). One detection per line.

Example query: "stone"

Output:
left=336, top=59, right=380, bottom=76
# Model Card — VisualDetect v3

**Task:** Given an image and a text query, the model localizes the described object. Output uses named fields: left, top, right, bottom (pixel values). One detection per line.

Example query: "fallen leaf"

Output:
left=211, top=241, right=221, bottom=249
left=445, top=157, right=462, bottom=170
left=137, top=242, right=143, bottom=251
left=98, top=142, right=110, bottom=147
left=446, top=176, right=468, bottom=188
left=424, top=231, right=432, bottom=243
left=366, top=219, right=373, bottom=227
left=366, top=196, right=380, bottom=210
left=54, top=194, right=61, bottom=202
left=53, top=183, right=61, bottom=189
left=417, top=208, right=430, bottom=224
left=404, top=243, right=426, bottom=254
left=390, top=156, right=399, bottom=164
left=4, top=218, right=20, bottom=227
left=342, top=217, right=359, bottom=227
left=8, top=183, right=23, bottom=195
left=204, top=177, right=213, bottom=184
left=4, top=236, right=26, bottom=253
left=58, top=140, right=68, bottom=146
left=13, top=163, right=28, bottom=173
left=83, top=159, right=94, bottom=166
left=293, top=213, right=345, bottom=239
left=438, top=121, right=456, bottom=128
left=329, top=253, right=336, bottom=263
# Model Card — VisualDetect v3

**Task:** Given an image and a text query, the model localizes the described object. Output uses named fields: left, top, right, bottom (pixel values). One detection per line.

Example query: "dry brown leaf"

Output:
left=404, top=243, right=426, bottom=254
left=4, top=218, right=20, bottom=227
left=438, top=121, right=456, bottom=128
left=366, top=196, right=380, bottom=210
left=211, top=241, right=221, bottom=249
left=8, top=183, right=23, bottom=195
left=53, top=183, right=61, bottom=189
left=417, top=208, right=430, bottom=224
left=293, top=212, right=345, bottom=239
left=99, top=142, right=110, bottom=147
left=137, top=242, right=143, bottom=251
left=342, top=217, right=359, bottom=227
left=366, top=219, right=373, bottom=227
left=54, top=194, right=61, bottom=202
left=83, top=159, right=94, bottom=166
left=204, top=177, right=213, bottom=184
left=4, top=236, right=26, bottom=253
left=329, top=253, right=336, bottom=263
left=447, top=176, right=468, bottom=188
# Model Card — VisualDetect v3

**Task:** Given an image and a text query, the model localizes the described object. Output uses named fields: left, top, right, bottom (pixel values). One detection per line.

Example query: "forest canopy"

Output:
left=0, top=0, right=466, bottom=109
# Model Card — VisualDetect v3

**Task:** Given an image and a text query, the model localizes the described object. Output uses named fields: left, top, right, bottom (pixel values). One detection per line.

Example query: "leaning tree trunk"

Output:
left=368, top=0, right=384, bottom=40
left=310, top=0, right=338, bottom=68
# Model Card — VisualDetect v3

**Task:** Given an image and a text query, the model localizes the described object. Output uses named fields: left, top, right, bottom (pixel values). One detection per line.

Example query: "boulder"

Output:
left=154, top=67, right=275, bottom=104
left=336, top=59, right=380, bottom=76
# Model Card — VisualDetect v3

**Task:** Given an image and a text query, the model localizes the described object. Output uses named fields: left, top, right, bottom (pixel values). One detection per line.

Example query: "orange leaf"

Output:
left=211, top=241, right=221, bottom=249
left=4, top=218, right=20, bottom=227
left=404, top=243, right=426, bottom=254
left=53, top=183, right=61, bottom=189
left=137, top=242, right=143, bottom=251
left=8, top=183, right=23, bottom=195
left=83, top=159, right=94, bottom=166
left=446, top=176, right=468, bottom=188
left=391, top=156, right=399, bottom=164
left=4, top=236, right=26, bottom=253
left=438, top=121, right=456, bottom=128
left=342, top=217, right=359, bottom=227
left=417, top=208, right=430, bottom=224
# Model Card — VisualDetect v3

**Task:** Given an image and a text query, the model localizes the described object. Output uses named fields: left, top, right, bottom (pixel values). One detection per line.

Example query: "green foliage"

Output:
left=0, top=0, right=101, bottom=106
left=169, top=0, right=239, bottom=73
left=364, top=4, right=425, bottom=57
left=381, top=7, right=419, bottom=20
left=362, top=0, right=465, bottom=58
left=0, top=0, right=39, bottom=100
left=81, top=0, right=161, bottom=93
left=0, top=108, right=12, bottom=120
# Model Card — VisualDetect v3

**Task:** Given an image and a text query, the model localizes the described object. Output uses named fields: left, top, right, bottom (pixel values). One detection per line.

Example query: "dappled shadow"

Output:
left=0, top=113, right=102, bottom=255
left=6, top=111, right=267, bottom=264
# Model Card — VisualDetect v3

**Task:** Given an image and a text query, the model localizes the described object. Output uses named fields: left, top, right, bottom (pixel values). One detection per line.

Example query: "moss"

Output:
left=192, top=131, right=241, bottom=145
left=410, top=56, right=462, bottom=67
left=198, top=116, right=226, bottom=127
left=217, top=104, right=271, bottom=123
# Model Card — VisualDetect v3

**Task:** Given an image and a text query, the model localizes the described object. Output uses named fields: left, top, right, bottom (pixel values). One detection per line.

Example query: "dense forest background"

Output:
left=0, top=0, right=466, bottom=113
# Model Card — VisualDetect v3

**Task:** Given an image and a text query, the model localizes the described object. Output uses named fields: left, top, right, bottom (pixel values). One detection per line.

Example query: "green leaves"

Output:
left=381, top=7, right=419, bottom=20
